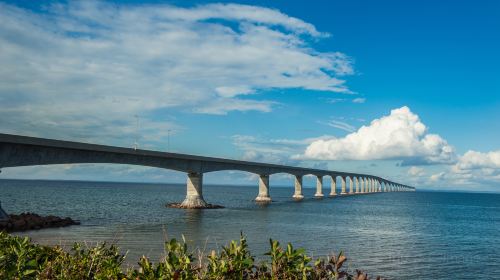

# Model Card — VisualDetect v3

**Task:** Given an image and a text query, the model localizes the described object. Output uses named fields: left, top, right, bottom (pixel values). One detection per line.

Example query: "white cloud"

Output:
left=303, top=106, right=456, bottom=165
left=0, top=1, right=353, bottom=142
left=430, top=172, right=446, bottom=182
left=454, top=150, right=500, bottom=170
left=327, top=98, right=346, bottom=104
left=408, top=166, right=425, bottom=176
left=231, top=134, right=333, bottom=165
left=323, top=120, right=356, bottom=132
left=405, top=150, right=500, bottom=188
left=442, top=150, right=500, bottom=185
left=352, top=97, right=366, bottom=103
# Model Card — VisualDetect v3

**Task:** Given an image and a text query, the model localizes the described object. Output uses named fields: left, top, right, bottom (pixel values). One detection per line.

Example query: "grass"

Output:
left=0, top=231, right=382, bottom=279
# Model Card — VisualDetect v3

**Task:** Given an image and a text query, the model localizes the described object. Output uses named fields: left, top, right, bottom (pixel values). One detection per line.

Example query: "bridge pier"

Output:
left=315, top=176, right=324, bottom=198
left=329, top=176, right=337, bottom=196
left=293, top=175, right=304, bottom=200
left=180, top=172, right=208, bottom=208
left=255, top=174, right=272, bottom=203
left=340, top=177, right=347, bottom=194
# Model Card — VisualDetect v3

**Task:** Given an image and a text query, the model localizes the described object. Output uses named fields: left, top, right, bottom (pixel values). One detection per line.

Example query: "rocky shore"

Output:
left=0, top=212, right=80, bottom=232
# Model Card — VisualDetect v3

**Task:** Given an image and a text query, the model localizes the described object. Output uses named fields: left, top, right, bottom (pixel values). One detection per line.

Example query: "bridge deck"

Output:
left=0, top=133, right=411, bottom=186
left=0, top=133, right=414, bottom=208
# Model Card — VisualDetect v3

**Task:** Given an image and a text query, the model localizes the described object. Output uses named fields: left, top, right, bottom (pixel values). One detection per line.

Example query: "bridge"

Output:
left=0, top=133, right=414, bottom=208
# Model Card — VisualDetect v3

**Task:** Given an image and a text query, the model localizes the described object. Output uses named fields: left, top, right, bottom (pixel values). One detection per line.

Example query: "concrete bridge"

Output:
left=0, top=133, right=414, bottom=208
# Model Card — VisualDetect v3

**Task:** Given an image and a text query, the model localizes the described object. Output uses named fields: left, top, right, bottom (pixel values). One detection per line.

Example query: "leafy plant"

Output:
left=265, top=239, right=312, bottom=280
left=129, top=235, right=197, bottom=280
left=205, top=233, right=256, bottom=279
left=0, top=231, right=383, bottom=279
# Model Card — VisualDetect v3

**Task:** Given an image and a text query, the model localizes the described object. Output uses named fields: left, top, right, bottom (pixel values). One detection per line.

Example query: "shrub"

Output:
left=0, top=231, right=383, bottom=279
left=205, top=233, right=257, bottom=279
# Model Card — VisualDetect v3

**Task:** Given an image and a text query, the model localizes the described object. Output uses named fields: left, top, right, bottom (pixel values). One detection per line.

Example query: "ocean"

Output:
left=1, top=179, right=499, bottom=279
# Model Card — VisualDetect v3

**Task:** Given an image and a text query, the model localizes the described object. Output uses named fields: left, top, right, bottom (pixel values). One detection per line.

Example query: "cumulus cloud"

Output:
left=0, top=1, right=353, bottom=143
left=454, top=150, right=500, bottom=170
left=438, top=150, right=500, bottom=185
left=303, top=106, right=456, bottom=165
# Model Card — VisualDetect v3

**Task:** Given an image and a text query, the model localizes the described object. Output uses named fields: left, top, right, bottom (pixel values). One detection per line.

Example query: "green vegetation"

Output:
left=0, top=231, right=381, bottom=280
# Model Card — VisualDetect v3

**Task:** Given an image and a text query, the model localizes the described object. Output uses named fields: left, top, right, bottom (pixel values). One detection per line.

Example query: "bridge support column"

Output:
left=355, top=177, right=360, bottom=193
left=329, top=177, right=337, bottom=196
left=348, top=177, right=354, bottom=194
left=315, top=176, right=324, bottom=198
left=180, top=172, right=208, bottom=208
left=340, top=177, right=347, bottom=194
left=360, top=178, right=365, bottom=193
left=255, top=174, right=272, bottom=203
left=293, top=175, right=304, bottom=200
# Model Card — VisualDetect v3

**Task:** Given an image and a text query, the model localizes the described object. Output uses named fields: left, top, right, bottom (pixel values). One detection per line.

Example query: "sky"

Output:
left=0, top=0, right=499, bottom=191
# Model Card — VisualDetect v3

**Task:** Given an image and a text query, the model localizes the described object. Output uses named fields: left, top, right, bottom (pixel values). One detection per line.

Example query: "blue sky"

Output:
left=1, top=0, right=499, bottom=191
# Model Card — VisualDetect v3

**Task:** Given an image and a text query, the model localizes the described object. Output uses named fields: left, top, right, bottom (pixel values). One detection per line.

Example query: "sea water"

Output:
left=1, top=179, right=499, bottom=279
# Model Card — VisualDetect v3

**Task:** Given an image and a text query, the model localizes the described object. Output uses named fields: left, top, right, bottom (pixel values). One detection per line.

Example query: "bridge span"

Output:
left=0, top=133, right=414, bottom=208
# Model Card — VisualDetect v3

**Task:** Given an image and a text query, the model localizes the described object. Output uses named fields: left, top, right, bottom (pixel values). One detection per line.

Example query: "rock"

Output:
left=166, top=202, right=224, bottom=209
left=0, top=212, right=80, bottom=233
left=0, top=201, right=9, bottom=222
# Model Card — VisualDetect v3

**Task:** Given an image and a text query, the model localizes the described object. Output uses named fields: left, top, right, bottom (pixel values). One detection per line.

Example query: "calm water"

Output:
left=1, top=179, right=499, bottom=279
